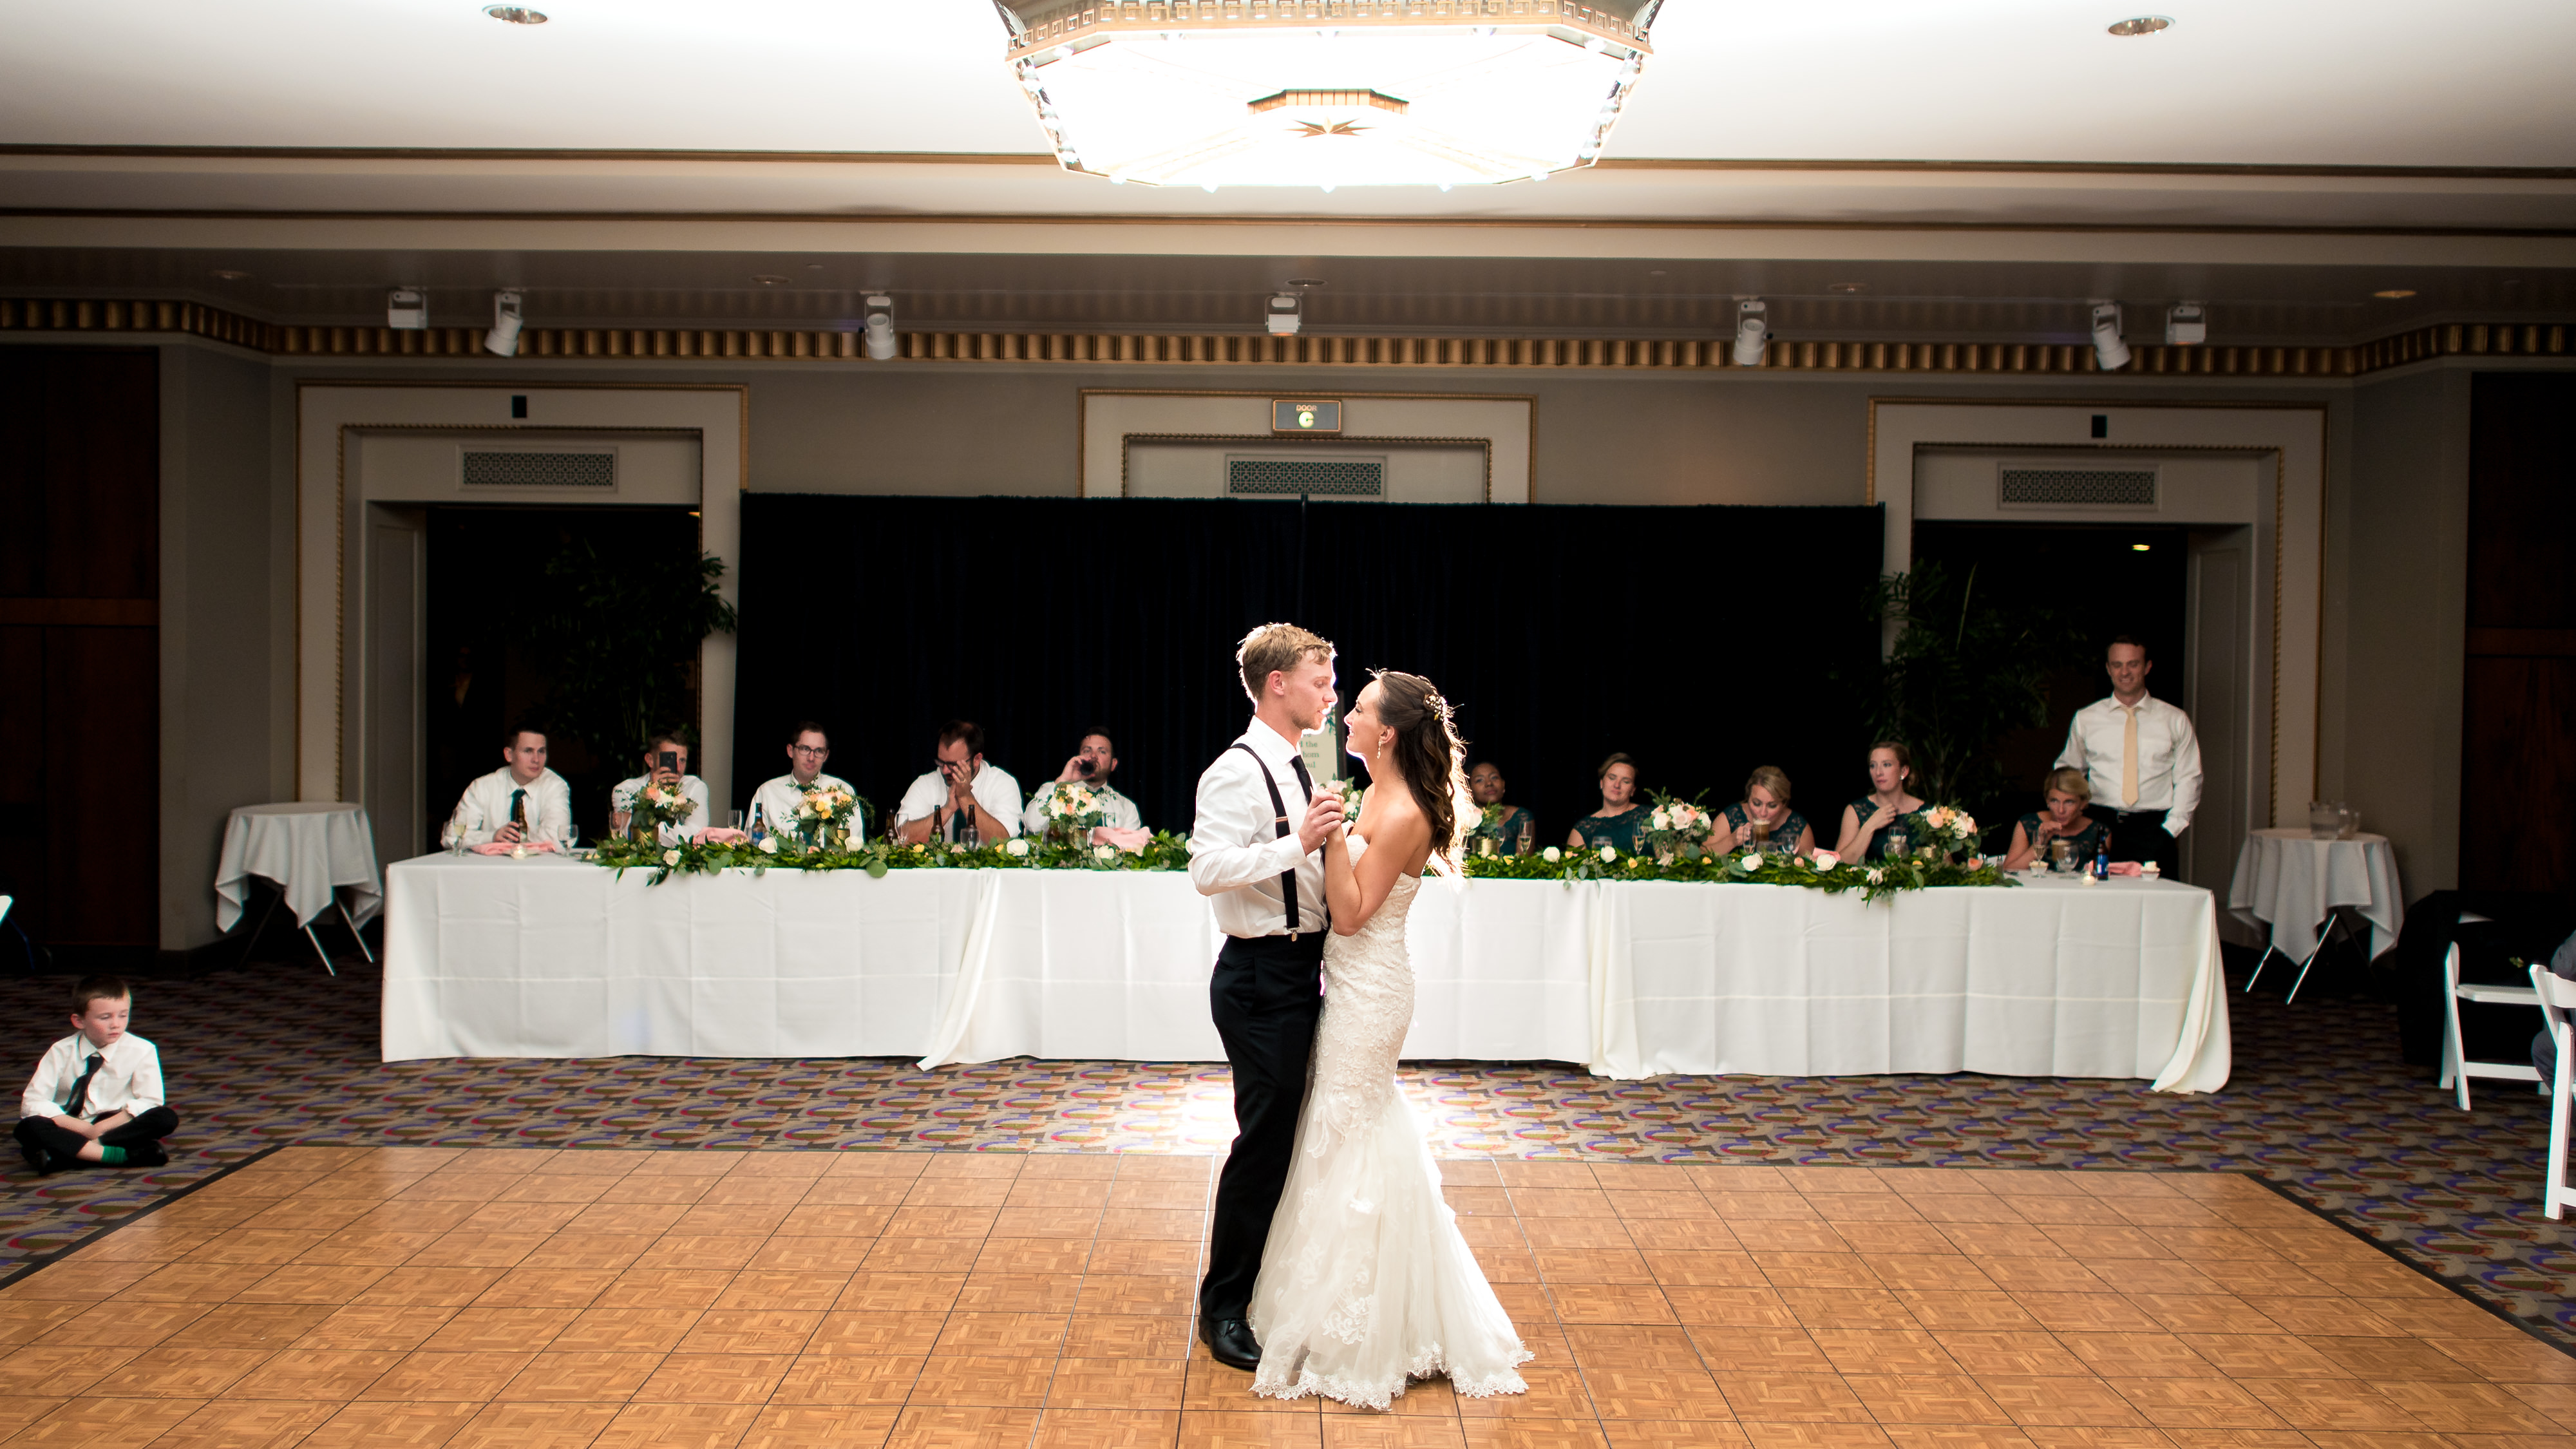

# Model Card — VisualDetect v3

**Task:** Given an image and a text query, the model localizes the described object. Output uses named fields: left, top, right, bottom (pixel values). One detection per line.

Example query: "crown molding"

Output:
left=6, top=146, right=2573, bottom=183
left=2, top=296, right=2564, bottom=379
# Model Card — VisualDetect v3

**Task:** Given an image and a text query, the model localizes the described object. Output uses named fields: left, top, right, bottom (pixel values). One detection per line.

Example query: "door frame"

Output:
left=1870, top=399, right=2327, bottom=831
left=295, top=384, right=746, bottom=822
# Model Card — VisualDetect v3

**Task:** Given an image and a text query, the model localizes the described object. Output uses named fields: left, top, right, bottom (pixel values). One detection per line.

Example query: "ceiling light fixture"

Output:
left=1826, top=281, right=1868, bottom=294
left=2090, top=301, right=2132, bottom=372
left=753, top=274, right=789, bottom=286
left=1265, top=292, right=1303, bottom=336
left=211, top=269, right=251, bottom=281
left=992, top=0, right=1658, bottom=190
left=2132, top=542, right=2152, bottom=551
left=862, top=296, right=898, bottom=360
left=388, top=288, right=428, bottom=331
left=483, top=5, right=547, bottom=23
left=484, top=291, right=524, bottom=357
left=2372, top=289, right=2417, bottom=299
left=2107, top=15, right=2172, bottom=36
left=2164, top=301, right=2205, bottom=346
left=1730, top=299, right=1769, bottom=367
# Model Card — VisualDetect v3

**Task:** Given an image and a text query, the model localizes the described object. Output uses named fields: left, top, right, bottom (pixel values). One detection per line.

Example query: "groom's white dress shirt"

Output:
left=1189, top=721, right=1327, bottom=938
left=451, top=767, right=573, bottom=849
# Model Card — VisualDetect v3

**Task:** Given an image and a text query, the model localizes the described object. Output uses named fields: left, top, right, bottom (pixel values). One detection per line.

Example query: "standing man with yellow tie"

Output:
left=2056, top=636, right=2202, bottom=878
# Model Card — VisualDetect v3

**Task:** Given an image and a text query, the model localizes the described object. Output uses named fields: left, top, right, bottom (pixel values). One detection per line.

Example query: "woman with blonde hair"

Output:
left=2005, top=766, right=2107, bottom=871
left=1713, top=766, right=1814, bottom=858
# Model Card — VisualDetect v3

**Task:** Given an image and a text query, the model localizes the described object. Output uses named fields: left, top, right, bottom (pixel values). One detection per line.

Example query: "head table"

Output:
left=382, top=855, right=2228, bottom=1091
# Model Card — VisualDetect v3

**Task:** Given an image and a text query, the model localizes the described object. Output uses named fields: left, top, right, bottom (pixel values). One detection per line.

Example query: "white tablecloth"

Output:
left=215, top=802, right=384, bottom=933
left=383, top=857, right=2229, bottom=1091
left=2226, top=828, right=2405, bottom=961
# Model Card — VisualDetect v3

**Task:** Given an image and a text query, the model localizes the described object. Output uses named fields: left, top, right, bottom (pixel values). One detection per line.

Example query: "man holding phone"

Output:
left=1022, top=728, right=1144, bottom=838
left=893, top=720, right=1023, bottom=846
left=609, top=730, right=710, bottom=845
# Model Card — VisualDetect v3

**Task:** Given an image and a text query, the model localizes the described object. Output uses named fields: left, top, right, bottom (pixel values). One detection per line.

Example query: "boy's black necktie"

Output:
left=63, top=1053, right=104, bottom=1117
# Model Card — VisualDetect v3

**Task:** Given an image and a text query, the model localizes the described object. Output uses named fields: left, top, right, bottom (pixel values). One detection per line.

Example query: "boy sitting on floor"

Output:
left=15, top=976, right=175, bottom=1173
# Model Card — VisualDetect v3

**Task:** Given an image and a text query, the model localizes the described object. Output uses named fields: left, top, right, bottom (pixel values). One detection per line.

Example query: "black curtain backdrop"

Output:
left=734, top=497, right=1884, bottom=846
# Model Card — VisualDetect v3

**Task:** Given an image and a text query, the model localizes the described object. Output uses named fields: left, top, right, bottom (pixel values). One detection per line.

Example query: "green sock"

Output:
left=97, top=1146, right=125, bottom=1165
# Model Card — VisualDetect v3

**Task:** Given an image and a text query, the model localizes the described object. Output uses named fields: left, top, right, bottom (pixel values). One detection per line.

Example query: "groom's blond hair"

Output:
left=1236, top=623, right=1335, bottom=705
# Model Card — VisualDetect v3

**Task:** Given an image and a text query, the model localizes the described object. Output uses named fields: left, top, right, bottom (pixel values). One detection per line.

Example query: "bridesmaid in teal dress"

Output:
left=2005, top=767, right=2106, bottom=871
left=1713, top=765, right=1814, bottom=857
left=1834, top=741, right=1929, bottom=862
left=1568, top=753, right=1649, bottom=853
left=1466, top=761, right=1537, bottom=855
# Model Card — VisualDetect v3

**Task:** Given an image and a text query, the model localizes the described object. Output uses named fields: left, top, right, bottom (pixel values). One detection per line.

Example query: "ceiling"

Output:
left=4, top=1, right=2573, bottom=344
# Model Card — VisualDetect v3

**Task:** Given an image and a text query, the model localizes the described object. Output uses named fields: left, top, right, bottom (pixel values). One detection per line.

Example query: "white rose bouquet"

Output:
left=1915, top=804, right=1982, bottom=861
left=1039, top=782, right=1107, bottom=853
left=794, top=782, right=862, bottom=850
left=1642, top=790, right=1718, bottom=861
left=627, top=780, right=694, bottom=842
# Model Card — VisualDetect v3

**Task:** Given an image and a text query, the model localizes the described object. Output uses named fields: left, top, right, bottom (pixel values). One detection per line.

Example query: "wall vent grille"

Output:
left=461, top=451, right=617, bottom=488
left=1227, top=458, right=1383, bottom=497
left=1998, top=467, right=2157, bottom=507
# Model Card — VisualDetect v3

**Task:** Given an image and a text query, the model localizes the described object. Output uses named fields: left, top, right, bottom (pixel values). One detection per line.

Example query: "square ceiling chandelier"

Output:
left=994, top=0, right=1660, bottom=191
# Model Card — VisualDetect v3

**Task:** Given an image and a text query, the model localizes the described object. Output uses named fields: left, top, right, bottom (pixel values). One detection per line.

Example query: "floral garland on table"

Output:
left=587, top=828, right=1196, bottom=886
left=1460, top=839, right=2011, bottom=903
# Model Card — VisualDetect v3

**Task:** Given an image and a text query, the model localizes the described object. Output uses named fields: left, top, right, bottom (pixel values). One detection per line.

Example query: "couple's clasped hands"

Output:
left=1298, top=790, right=1348, bottom=852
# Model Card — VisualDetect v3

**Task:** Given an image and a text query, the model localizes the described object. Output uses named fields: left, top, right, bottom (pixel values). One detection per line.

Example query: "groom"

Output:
left=1188, top=622, right=1345, bottom=1372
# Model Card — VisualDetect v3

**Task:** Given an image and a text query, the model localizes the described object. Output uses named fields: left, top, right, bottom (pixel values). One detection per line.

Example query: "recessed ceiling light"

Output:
left=804, top=263, right=825, bottom=271
left=753, top=275, right=790, bottom=286
left=2107, top=15, right=2172, bottom=36
left=483, top=5, right=547, bottom=23
left=1647, top=269, right=1668, bottom=277
left=211, top=269, right=251, bottom=281
left=1286, top=278, right=1327, bottom=288
left=2372, top=289, right=2416, bottom=299
left=2132, top=543, right=2152, bottom=552
left=1827, top=281, right=1868, bottom=294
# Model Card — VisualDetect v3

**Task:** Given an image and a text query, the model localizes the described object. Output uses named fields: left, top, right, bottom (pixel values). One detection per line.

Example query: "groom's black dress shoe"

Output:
left=1200, top=1316, right=1262, bottom=1372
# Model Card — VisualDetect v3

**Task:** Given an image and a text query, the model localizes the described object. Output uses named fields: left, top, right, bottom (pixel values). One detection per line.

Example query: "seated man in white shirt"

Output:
left=894, top=719, right=1023, bottom=846
left=16, top=976, right=175, bottom=1173
left=609, top=730, right=712, bottom=845
left=1023, top=727, right=1145, bottom=840
left=748, top=720, right=862, bottom=841
left=449, top=727, right=575, bottom=849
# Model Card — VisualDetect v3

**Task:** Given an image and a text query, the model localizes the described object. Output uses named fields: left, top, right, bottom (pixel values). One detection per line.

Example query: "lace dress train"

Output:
left=1246, top=843, right=1530, bottom=1409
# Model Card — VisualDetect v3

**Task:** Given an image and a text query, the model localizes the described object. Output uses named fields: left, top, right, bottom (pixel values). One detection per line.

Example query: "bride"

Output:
left=1245, top=670, right=1531, bottom=1410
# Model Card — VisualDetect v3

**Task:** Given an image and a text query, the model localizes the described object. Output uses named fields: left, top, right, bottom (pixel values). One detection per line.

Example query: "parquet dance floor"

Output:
left=0, top=1146, right=2567, bottom=1448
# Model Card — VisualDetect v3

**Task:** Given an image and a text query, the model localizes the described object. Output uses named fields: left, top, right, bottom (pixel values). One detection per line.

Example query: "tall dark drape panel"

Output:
left=735, top=497, right=1882, bottom=845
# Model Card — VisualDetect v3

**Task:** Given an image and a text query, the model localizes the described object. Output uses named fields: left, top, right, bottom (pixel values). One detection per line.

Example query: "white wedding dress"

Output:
left=1246, top=832, right=1531, bottom=1409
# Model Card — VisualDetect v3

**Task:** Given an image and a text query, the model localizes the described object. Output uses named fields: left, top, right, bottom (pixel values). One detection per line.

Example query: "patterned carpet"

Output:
left=1, top=945, right=2568, bottom=1358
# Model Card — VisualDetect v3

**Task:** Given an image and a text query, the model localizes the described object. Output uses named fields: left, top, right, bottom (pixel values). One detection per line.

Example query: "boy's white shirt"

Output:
left=21, top=1032, right=164, bottom=1119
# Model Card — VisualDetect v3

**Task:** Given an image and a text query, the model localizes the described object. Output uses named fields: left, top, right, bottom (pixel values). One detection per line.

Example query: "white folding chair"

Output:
left=2533, top=965, right=2575, bottom=1221
left=2441, top=941, right=2540, bottom=1110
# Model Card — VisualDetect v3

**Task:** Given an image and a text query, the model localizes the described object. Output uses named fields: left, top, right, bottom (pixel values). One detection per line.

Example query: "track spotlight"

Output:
left=1730, top=299, right=1769, bottom=367
left=483, top=290, right=524, bottom=357
left=2089, top=301, right=2131, bottom=372
left=2164, top=301, right=2206, bottom=346
left=388, top=287, right=427, bottom=330
left=862, top=295, right=898, bottom=360
left=1265, top=292, right=1302, bottom=337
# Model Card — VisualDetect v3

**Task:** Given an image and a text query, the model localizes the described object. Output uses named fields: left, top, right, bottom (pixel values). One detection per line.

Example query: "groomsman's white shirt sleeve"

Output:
left=2054, top=693, right=2204, bottom=837
left=895, top=764, right=1025, bottom=838
left=21, top=1032, right=164, bottom=1119
left=454, top=767, right=575, bottom=848
left=750, top=773, right=862, bottom=837
left=1023, top=782, right=1146, bottom=836
left=609, top=774, right=711, bottom=843
left=1189, top=722, right=1327, bottom=937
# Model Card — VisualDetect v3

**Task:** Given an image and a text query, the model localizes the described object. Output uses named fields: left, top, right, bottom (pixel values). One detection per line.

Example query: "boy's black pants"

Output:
left=15, top=1108, right=178, bottom=1162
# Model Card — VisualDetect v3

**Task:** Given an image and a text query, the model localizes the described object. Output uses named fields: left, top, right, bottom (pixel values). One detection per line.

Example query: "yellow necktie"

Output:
left=2119, top=705, right=2140, bottom=807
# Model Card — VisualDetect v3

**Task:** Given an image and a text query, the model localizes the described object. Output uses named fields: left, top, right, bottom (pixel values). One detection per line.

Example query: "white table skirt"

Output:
left=215, top=802, right=384, bottom=932
left=383, top=856, right=2229, bottom=1091
left=2227, top=828, right=2405, bottom=961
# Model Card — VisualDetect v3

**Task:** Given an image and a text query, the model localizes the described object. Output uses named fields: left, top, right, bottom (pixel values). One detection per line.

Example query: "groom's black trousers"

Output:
left=1200, top=930, right=1328, bottom=1321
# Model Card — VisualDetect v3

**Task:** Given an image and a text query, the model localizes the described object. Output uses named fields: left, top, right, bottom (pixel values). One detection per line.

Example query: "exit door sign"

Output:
left=1272, top=399, right=1342, bottom=433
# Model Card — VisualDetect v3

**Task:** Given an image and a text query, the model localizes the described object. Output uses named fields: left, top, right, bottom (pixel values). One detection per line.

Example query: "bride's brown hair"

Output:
left=1367, top=670, right=1470, bottom=873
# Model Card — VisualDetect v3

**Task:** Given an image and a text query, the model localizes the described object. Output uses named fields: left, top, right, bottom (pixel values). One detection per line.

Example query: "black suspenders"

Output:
left=1230, top=742, right=1301, bottom=933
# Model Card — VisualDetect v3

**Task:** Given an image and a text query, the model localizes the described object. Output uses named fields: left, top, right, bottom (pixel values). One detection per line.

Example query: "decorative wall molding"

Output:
left=5, top=296, right=2567, bottom=379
